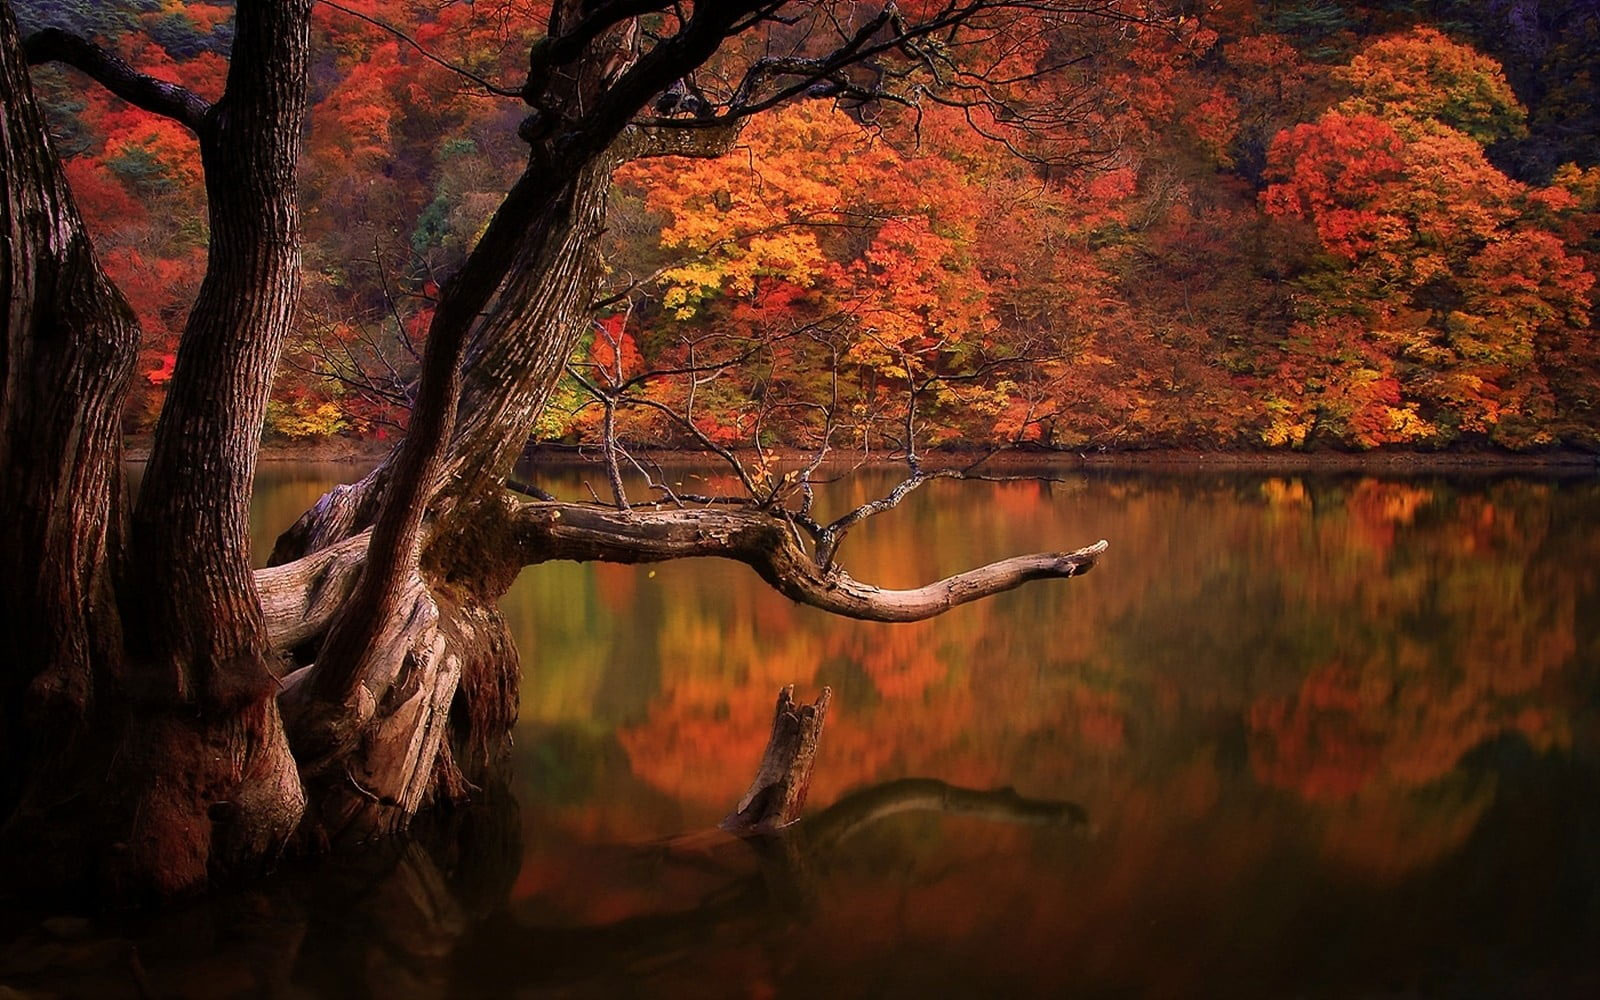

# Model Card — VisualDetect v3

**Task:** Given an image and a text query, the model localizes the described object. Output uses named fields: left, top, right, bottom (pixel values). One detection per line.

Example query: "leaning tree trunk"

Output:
left=263, top=125, right=755, bottom=834
left=261, top=6, right=730, bottom=836
left=267, top=155, right=618, bottom=819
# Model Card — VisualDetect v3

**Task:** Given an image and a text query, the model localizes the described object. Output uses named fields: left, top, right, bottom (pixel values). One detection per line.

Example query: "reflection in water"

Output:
left=457, top=779, right=1089, bottom=996
left=6, top=464, right=1599, bottom=997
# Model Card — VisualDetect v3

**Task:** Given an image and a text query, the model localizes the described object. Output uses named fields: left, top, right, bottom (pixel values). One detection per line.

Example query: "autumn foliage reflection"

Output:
left=109, top=463, right=1590, bottom=996
left=473, top=466, right=1600, bottom=892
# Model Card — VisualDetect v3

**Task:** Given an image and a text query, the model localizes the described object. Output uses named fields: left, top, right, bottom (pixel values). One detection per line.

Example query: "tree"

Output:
left=0, top=0, right=1120, bottom=899
left=1258, top=28, right=1594, bottom=449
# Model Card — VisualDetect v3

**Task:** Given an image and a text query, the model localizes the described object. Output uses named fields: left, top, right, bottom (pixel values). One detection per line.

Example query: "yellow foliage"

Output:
left=1334, top=27, right=1527, bottom=145
left=266, top=399, right=349, bottom=440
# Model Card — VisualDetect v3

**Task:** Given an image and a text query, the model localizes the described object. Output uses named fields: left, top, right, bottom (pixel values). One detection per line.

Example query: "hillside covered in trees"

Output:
left=16, top=0, right=1600, bottom=453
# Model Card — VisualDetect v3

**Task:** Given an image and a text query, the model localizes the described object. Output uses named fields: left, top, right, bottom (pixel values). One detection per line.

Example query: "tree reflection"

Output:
left=455, top=779, right=1089, bottom=995
left=8, top=467, right=1597, bottom=996
left=0, top=776, right=1087, bottom=999
left=501, top=469, right=1597, bottom=880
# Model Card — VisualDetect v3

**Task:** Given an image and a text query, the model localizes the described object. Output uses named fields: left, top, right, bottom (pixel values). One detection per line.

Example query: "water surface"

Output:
left=12, top=462, right=1600, bottom=997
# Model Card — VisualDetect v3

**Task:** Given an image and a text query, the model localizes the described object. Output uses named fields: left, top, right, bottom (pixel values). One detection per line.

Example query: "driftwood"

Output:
left=255, top=506, right=1108, bottom=654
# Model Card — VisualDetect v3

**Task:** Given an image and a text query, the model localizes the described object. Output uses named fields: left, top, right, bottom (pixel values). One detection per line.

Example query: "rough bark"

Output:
left=2, top=0, right=313, bottom=898
left=106, top=0, right=313, bottom=896
left=127, top=0, right=310, bottom=710
left=0, top=0, right=139, bottom=820
left=266, top=23, right=750, bottom=565
left=256, top=0, right=919, bottom=862
left=261, top=3, right=728, bottom=850
left=265, top=146, right=621, bottom=564
left=250, top=478, right=1103, bottom=850
left=279, top=165, right=604, bottom=776
left=269, top=2, right=646, bottom=848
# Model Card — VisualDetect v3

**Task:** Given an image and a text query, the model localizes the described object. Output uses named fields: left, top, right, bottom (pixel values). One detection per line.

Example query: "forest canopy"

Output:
left=12, top=0, right=1598, bottom=453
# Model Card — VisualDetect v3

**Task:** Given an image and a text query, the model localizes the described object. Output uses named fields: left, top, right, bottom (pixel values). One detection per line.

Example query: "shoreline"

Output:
left=523, top=444, right=1600, bottom=474
left=123, top=437, right=1600, bottom=473
left=124, top=437, right=394, bottom=464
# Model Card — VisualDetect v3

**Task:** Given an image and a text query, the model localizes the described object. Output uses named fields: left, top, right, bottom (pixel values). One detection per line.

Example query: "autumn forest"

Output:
left=14, top=0, right=1600, bottom=454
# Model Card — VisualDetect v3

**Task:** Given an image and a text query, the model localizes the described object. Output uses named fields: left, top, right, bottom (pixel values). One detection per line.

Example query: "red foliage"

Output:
left=36, top=3, right=1595, bottom=449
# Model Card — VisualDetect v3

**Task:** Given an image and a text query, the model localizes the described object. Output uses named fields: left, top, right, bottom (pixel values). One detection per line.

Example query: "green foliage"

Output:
left=144, top=11, right=213, bottom=60
left=105, top=142, right=178, bottom=195
left=1334, top=27, right=1528, bottom=144
left=9, top=0, right=159, bottom=39
left=409, top=194, right=453, bottom=257
left=1270, top=1, right=1358, bottom=58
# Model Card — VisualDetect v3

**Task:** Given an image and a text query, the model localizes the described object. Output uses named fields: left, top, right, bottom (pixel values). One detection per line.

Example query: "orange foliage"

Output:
left=25, top=1, right=1595, bottom=448
left=484, top=467, right=1591, bottom=897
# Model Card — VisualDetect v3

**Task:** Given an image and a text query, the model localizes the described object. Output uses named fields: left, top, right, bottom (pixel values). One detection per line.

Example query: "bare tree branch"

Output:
left=257, top=498, right=1105, bottom=647
left=24, top=27, right=211, bottom=131
left=509, top=500, right=1107, bottom=623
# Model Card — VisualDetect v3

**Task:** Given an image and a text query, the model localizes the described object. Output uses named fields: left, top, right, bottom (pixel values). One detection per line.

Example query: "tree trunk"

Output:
left=724, top=687, right=832, bottom=833
left=262, top=8, right=648, bottom=843
left=1, top=0, right=313, bottom=898
left=108, top=0, right=313, bottom=896
left=1, top=0, right=1112, bottom=901
left=0, top=0, right=138, bottom=822
left=126, top=0, right=310, bottom=709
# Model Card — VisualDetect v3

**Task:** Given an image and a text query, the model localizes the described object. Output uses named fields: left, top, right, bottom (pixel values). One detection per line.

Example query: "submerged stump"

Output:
left=722, top=686, right=832, bottom=834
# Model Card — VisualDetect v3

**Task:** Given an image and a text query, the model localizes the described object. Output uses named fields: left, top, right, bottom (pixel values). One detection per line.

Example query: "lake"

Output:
left=9, top=461, right=1600, bottom=997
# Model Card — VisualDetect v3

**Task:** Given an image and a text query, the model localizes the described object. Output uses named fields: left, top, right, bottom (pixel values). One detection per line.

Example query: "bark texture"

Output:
left=0, top=0, right=138, bottom=819
left=267, top=1, right=644, bottom=850
left=110, top=0, right=313, bottom=896
left=2, top=0, right=314, bottom=897
left=127, top=0, right=310, bottom=709
left=508, top=501, right=1109, bottom=622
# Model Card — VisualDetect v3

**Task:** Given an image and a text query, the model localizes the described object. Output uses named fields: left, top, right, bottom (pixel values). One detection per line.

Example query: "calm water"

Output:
left=8, top=462, right=1600, bottom=997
